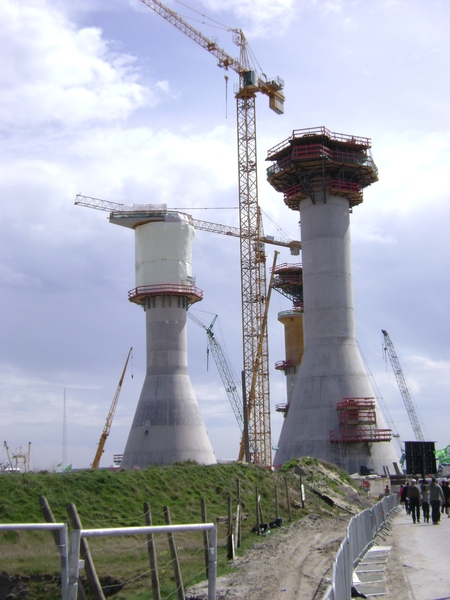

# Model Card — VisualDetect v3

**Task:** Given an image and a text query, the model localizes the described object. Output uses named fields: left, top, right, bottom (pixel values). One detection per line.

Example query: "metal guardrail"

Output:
left=0, top=521, right=217, bottom=600
left=0, top=522, right=68, bottom=599
left=67, top=522, right=218, bottom=600
left=321, top=494, right=398, bottom=600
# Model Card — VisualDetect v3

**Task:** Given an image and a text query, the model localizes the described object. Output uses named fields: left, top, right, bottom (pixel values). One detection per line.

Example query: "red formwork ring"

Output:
left=275, top=360, right=296, bottom=371
left=128, top=284, right=203, bottom=305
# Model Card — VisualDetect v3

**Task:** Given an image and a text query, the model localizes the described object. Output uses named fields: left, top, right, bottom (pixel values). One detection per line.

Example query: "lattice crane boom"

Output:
left=138, top=0, right=285, bottom=110
left=75, top=194, right=300, bottom=251
left=188, top=312, right=244, bottom=433
left=92, top=347, right=133, bottom=469
left=382, top=329, right=426, bottom=442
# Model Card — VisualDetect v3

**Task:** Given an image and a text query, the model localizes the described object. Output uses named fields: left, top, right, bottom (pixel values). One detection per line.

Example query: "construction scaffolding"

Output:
left=266, top=126, right=378, bottom=210
left=330, top=397, right=392, bottom=444
left=271, top=263, right=303, bottom=308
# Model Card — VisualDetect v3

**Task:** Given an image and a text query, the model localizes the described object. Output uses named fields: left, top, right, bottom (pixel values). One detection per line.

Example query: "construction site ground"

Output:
left=187, top=504, right=450, bottom=600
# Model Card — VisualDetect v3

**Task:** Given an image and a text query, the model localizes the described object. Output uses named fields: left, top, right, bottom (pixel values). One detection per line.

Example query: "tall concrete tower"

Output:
left=266, top=127, right=399, bottom=475
left=110, top=205, right=216, bottom=468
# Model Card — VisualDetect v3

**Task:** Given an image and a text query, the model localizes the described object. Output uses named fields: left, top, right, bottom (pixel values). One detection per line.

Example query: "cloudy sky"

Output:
left=1, top=0, right=449, bottom=471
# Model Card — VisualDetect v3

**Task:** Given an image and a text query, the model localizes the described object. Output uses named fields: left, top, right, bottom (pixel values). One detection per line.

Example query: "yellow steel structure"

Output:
left=138, top=0, right=285, bottom=466
left=238, top=251, right=279, bottom=462
left=92, top=347, right=133, bottom=469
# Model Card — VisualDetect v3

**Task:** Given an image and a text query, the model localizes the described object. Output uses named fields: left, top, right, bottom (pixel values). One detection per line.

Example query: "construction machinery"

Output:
left=136, top=0, right=286, bottom=466
left=3, top=441, right=31, bottom=472
left=382, top=329, right=427, bottom=441
left=74, top=195, right=300, bottom=254
left=187, top=312, right=244, bottom=433
left=238, top=251, right=279, bottom=461
left=92, top=347, right=133, bottom=469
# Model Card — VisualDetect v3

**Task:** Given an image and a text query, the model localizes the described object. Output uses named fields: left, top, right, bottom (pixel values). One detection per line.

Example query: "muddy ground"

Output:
left=187, top=509, right=413, bottom=600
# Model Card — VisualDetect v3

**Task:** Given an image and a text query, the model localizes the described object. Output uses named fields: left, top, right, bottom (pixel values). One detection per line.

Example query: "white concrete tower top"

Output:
left=109, top=206, right=202, bottom=307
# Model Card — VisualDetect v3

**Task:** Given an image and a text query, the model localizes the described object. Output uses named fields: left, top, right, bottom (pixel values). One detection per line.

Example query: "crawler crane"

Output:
left=382, top=330, right=427, bottom=441
left=188, top=312, right=244, bottom=433
left=135, top=0, right=286, bottom=466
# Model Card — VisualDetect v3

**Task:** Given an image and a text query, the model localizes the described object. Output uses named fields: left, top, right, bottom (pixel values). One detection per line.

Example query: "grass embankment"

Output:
left=0, top=458, right=369, bottom=599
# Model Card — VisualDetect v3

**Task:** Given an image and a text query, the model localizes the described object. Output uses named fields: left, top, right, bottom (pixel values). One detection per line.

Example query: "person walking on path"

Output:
left=429, top=477, right=445, bottom=525
left=400, top=482, right=410, bottom=515
left=407, top=479, right=421, bottom=524
left=442, top=481, right=450, bottom=518
left=421, top=482, right=430, bottom=523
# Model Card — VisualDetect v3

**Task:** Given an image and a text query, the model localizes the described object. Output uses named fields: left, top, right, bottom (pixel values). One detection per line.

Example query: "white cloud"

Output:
left=0, top=1, right=153, bottom=130
left=201, top=0, right=297, bottom=36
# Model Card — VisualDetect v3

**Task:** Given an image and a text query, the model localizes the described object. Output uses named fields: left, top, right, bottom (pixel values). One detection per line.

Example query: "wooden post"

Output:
left=259, top=497, right=265, bottom=527
left=255, top=486, right=260, bottom=535
left=38, top=496, right=61, bottom=546
left=227, top=495, right=235, bottom=560
left=39, top=496, right=77, bottom=600
left=163, top=506, right=185, bottom=600
left=275, top=485, right=279, bottom=519
left=285, top=477, right=292, bottom=522
left=236, top=479, right=241, bottom=548
left=144, top=502, right=161, bottom=600
left=201, top=498, right=209, bottom=577
left=66, top=503, right=105, bottom=600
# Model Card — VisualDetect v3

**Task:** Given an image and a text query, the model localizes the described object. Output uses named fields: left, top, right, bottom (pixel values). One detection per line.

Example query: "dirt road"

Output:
left=187, top=514, right=350, bottom=600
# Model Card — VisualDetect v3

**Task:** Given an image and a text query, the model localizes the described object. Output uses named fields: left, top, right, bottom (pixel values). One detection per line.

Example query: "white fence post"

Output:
left=0, top=523, right=69, bottom=600
left=207, top=524, right=218, bottom=600
left=67, top=528, right=81, bottom=600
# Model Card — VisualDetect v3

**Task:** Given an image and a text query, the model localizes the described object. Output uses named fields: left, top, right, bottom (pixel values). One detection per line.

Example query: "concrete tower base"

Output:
left=274, top=194, right=399, bottom=475
left=121, top=295, right=216, bottom=468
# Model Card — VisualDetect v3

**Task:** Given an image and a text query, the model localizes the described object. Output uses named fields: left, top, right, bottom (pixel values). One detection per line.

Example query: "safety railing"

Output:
left=0, top=522, right=68, bottom=599
left=321, top=494, right=398, bottom=600
left=0, top=521, right=216, bottom=600
left=266, top=126, right=372, bottom=160
left=67, top=522, right=218, bottom=600
left=128, top=283, right=203, bottom=305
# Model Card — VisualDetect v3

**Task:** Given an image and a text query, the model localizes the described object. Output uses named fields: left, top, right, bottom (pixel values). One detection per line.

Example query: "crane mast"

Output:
left=137, top=0, right=285, bottom=466
left=381, top=330, right=426, bottom=442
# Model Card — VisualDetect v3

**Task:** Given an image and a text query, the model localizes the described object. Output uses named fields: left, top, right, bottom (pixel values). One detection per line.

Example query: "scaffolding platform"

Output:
left=266, top=126, right=378, bottom=209
left=330, top=397, right=392, bottom=444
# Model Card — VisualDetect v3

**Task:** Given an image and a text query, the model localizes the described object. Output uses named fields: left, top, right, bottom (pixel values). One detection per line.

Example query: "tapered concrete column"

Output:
left=110, top=209, right=216, bottom=468
left=274, top=194, right=398, bottom=474
left=121, top=295, right=216, bottom=467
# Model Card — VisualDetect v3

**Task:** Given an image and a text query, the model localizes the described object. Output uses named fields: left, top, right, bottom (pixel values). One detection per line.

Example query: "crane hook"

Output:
left=224, top=74, right=229, bottom=119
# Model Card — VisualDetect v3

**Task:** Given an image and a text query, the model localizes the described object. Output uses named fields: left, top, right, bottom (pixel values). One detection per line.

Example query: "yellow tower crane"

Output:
left=92, top=347, right=133, bottom=469
left=136, top=0, right=286, bottom=466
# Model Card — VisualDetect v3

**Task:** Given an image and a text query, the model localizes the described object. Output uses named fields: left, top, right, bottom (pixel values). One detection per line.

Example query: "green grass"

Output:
left=0, top=459, right=369, bottom=598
